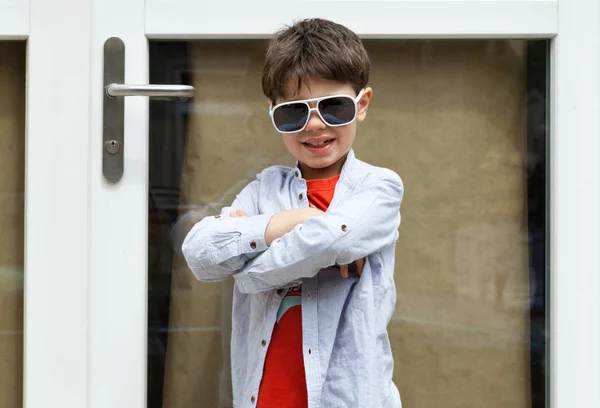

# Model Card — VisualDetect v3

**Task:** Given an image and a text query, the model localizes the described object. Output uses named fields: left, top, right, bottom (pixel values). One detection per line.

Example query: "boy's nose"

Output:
left=304, top=109, right=327, bottom=132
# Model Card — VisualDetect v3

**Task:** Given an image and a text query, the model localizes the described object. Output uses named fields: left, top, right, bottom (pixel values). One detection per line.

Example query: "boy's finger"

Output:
left=356, top=258, right=365, bottom=276
left=237, top=209, right=249, bottom=217
left=340, top=264, right=349, bottom=278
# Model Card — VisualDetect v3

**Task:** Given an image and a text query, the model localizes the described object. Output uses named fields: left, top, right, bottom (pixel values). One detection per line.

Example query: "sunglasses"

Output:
left=269, top=89, right=365, bottom=133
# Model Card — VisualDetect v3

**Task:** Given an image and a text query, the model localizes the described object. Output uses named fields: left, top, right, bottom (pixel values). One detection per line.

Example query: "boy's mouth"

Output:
left=301, top=138, right=335, bottom=147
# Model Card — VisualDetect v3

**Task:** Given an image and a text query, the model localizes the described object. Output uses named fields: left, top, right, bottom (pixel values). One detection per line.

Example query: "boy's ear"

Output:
left=356, top=87, right=373, bottom=123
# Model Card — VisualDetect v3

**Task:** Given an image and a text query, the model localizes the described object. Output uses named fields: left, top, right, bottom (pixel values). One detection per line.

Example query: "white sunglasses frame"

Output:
left=268, top=88, right=366, bottom=134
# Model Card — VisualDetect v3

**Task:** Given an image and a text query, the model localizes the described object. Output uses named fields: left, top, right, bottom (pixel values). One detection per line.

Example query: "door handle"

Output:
left=105, top=83, right=194, bottom=99
left=102, top=36, right=195, bottom=182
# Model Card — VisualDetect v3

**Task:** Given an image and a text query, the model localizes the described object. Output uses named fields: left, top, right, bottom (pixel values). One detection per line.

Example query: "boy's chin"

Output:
left=301, top=157, right=337, bottom=170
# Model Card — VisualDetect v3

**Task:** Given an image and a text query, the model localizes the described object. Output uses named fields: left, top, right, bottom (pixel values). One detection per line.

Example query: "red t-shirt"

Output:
left=257, top=174, right=340, bottom=408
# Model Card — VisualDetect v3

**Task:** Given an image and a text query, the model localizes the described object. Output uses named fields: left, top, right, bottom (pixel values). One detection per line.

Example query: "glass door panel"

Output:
left=147, top=39, right=549, bottom=408
left=0, top=40, right=26, bottom=408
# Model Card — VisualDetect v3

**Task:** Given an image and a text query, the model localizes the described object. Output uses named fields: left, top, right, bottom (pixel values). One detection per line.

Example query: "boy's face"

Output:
left=273, top=78, right=372, bottom=180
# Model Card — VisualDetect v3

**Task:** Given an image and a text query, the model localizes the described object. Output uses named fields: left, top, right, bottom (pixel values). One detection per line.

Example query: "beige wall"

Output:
left=163, top=40, right=532, bottom=408
left=0, top=41, right=26, bottom=408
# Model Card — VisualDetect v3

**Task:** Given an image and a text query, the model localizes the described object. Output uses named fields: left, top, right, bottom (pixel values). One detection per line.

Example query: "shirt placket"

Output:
left=297, top=174, right=320, bottom=405
left=294, top=168, right=307, bottom=208
left=247, top=291, right=284, bottom=407
left=302, top=278, right=322, bottom=407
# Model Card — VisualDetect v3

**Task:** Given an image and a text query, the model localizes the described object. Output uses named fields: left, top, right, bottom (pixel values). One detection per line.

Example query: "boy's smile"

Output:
left=275, top=78, right=372, bottom=180
left=300, top=136, right=335, bottom=152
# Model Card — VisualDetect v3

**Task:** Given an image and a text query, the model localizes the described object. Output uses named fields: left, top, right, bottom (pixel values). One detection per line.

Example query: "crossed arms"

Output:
left=181, top=171, right=403, bottom=294
left=231, top=207, right=365, bottom=278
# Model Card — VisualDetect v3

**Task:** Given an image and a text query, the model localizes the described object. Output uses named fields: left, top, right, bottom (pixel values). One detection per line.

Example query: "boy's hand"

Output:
left=230, top=209, right=248, bottom=218
left=340, top=258, right=365, bottom=278
left=264, top=207, right=324, bottom=246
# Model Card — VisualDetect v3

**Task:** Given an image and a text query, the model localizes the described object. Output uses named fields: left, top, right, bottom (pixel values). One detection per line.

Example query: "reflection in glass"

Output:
left=148, top=39, right=548, bottom=408
left=0, top=41, right=26, bottom=408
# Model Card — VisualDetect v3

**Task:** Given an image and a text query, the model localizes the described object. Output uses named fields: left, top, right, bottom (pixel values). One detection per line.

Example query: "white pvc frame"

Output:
left=0, top=0, right=94, bottom=407
left=1, top=0, right=597, bottom=407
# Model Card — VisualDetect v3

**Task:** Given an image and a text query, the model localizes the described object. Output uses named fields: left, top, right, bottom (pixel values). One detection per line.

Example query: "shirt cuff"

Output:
left=237, top=213, right=273, bottom=255
left=235, top=274, right=302, bottom=294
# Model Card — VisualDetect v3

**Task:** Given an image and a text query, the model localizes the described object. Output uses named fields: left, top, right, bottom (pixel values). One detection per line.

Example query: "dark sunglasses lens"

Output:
left=318, top=96, right=356, bottom=125
left=273, top=103, right=309, bottom=132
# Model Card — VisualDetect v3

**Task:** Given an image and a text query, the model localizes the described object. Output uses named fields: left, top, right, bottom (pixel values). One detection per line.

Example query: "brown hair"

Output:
left=262, top=18, right=370, bottom=102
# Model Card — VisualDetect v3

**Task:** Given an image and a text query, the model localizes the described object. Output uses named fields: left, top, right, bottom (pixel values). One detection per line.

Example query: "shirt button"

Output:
left=295, top=171, right=299, bottom=177
left=341, top=224, right=348, bottom=232
left=261, top=339, right=267, bottom=347
left=298, top=193, right=304, bottom=200
left=308, top=348, right=312, bottom=355
left=251, top=396, right=256, bottom=403
left=250, top=241, right=257, bottom=249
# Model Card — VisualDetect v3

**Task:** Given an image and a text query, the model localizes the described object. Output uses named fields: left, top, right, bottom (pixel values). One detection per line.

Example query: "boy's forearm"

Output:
left=265, top=207, right=324, bottom=246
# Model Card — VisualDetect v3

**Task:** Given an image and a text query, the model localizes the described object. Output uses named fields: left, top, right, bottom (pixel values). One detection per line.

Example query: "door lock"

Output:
left=105, top=140, right=121, bottom=155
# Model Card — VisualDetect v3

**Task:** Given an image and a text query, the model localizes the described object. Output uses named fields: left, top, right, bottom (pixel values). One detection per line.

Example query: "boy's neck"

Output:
left=298, top=154, right=347, bottom=180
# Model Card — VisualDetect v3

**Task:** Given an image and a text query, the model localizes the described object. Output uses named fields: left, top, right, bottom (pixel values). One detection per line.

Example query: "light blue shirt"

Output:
left=182, top=149, right=403, bottom=408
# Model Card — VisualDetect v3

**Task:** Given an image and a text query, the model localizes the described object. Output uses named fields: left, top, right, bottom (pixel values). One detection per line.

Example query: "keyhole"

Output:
left=105, top=140, right=121, bottom=154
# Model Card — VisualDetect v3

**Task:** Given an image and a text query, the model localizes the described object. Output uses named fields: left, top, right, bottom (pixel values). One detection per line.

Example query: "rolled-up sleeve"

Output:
left=234, top=170, right=403, bottom=293
left=181, top=180, right=275, bottom=282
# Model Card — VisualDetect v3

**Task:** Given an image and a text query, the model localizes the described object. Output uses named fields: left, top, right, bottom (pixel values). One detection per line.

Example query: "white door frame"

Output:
left=25, top=0, right=93, bottom=401
left=8, top=0, right=599, bottom=407
left=552, top=1, right=600, bottom=407
left=0, top=0, right=92, bottom=407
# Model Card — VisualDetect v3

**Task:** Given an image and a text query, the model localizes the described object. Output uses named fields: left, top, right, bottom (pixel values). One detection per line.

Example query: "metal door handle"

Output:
left=105, top=83, right=195, bottom=99
left=102, top=36, right=195, bottom=182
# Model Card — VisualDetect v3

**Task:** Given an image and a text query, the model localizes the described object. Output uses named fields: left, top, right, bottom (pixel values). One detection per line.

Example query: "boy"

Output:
left=182, top=18, right=403, bottom=408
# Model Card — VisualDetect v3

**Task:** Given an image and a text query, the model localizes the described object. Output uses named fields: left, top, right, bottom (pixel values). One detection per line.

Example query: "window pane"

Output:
left=148, top=39, right=548, bottom=408
left=0, top=41, right=26, bottom=408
